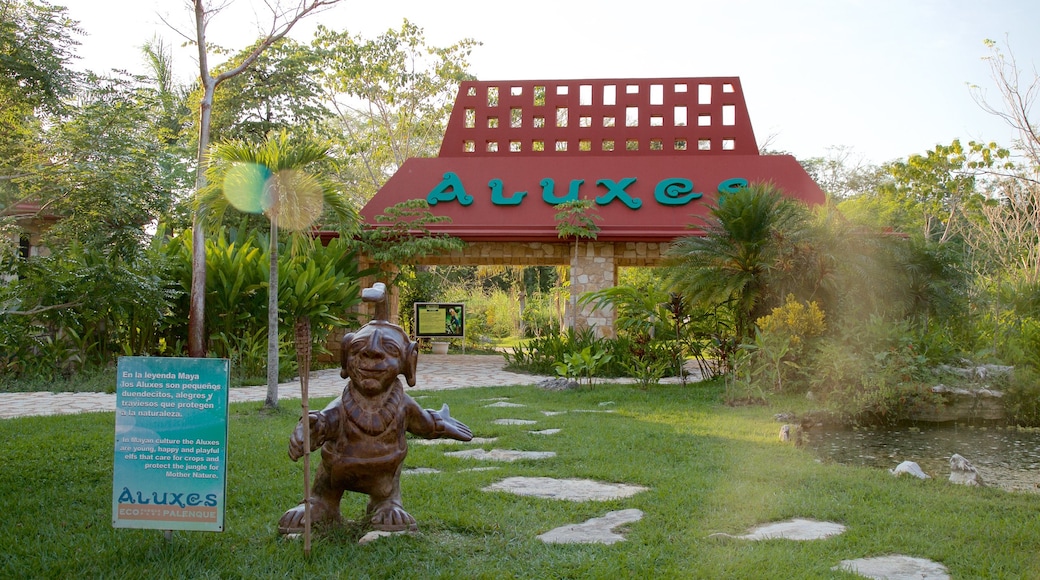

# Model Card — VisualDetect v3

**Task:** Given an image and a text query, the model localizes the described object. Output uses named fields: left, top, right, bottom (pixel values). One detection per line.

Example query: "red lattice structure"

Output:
left=439, top=78, right=757, bottom=158
left=361, top=77, right=823, bottom=243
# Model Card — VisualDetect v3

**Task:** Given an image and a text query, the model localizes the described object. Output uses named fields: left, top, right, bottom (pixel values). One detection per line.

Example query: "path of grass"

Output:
left=2, top=382, right=1038, bottom=578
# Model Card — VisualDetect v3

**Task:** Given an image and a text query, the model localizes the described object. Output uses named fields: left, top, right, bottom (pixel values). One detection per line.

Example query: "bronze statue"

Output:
left=278, top=283, right=472, bottom=534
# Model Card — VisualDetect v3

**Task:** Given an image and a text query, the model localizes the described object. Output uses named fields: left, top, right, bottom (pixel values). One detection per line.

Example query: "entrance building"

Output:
left=360, top=77, right=825, bottom=337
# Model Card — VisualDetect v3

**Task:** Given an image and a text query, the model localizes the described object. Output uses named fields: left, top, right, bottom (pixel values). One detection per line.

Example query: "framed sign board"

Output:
left=112, top=357, right=230, bottom=532
left=414, top=302, right=465, bottom=338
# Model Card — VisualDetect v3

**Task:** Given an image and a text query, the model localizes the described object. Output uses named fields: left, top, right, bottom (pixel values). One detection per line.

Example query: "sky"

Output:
left=62, top=0, right=1040, bottom=165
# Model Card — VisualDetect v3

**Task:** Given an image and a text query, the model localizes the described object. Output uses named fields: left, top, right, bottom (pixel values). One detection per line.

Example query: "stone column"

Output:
left=568, top=241, right=616, bottom=338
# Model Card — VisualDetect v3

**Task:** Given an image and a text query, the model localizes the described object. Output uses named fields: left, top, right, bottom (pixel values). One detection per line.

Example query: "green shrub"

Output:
left=1003, top=366, right=1040, bottom=427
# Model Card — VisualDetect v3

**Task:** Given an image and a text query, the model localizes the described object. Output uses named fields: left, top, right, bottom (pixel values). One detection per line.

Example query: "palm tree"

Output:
left=199, top=131, right=358, bottom=408
left=664, top=183, right=812, bottom=341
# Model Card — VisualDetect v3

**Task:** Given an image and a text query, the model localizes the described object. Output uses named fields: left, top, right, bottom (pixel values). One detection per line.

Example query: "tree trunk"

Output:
left=265, top=213, right=279, bottom=408
left=188, top=79, right=215, bottom=358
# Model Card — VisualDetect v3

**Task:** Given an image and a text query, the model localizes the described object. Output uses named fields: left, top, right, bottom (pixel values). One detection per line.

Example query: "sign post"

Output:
left=414, top=302, right=465, bottom=338
left=112, top=357, right=230, bottom=533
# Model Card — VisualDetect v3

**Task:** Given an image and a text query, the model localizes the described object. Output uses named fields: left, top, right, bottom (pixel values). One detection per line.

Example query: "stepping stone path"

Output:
left=446, top=449, right=556, bottom=461
left=537, top=509, right=644, bottom=545
left=408, top=395, right=952, bottom=575
left=709, top=518, right=950, bottom=579
left=402, top=467, right=441, bottom=475
left=835, top=555, right=951, bottom=579
left=484, top=477, right=647, bottom=501
left=709, top=518, right=846, bottom=541
left=411, top=436, right=498, bottom=445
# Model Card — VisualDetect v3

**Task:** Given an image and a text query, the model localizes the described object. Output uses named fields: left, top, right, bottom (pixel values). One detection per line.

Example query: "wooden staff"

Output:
left=294, top=317, right=313, bottom=556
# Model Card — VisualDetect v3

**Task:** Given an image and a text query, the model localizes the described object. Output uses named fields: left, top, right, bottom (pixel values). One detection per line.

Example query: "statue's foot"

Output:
left=278, top=498, right=339, bottom=535
left=368, top=500, right=418, bottom=532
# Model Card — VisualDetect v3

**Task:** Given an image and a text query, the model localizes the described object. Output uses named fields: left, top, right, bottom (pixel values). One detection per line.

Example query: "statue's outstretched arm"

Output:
left=407, top=400, right=472, bottom=441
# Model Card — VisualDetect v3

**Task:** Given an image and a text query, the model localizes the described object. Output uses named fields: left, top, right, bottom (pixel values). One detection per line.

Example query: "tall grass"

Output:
left=2, top=382, right=1039, bottom=578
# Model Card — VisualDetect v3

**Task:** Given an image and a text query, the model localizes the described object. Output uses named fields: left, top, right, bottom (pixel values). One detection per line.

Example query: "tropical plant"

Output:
left=664, top=183, right=813, bottom=341
left=198, top=130, right=358, bottom=408
left=554, top=345, right=613, bottom=388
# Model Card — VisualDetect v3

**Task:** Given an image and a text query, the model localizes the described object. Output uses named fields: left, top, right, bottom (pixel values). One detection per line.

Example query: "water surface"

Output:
left=804, top=424, right=1040, bottom=493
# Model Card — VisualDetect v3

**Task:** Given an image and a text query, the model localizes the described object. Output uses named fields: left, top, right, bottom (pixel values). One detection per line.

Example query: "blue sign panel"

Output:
left=112, top=357, right=230, bottom=532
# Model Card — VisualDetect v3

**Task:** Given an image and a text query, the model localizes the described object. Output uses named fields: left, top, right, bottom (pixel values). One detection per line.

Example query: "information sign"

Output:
left=414, top=302, right=465, bottom=338
left=112, top=357, right=229, bottom=532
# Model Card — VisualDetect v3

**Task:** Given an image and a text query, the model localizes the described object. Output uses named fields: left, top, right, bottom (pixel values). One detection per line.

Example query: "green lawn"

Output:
left=2, top=381, right=1038, bottom=578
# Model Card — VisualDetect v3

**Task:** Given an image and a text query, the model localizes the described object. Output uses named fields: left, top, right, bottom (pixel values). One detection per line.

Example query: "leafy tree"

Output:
left=26, top=73, right=181, bottom=257
left=664, top=183, right=812, bottom=341
left=199, top=131, right=357, bottom=408
left=183, top=0, right=344, bottom=358
left=312, top=19, right=478, bottom=203
left=887, top=140, right=980, bottom=244
left=798, top=145, right=890, bottom=200
left=1, top=0, right=81, bottom=238
left=201, top=38, right=329, bottom=144
left=358, top=198, right=465, bottom=286
left=0, top=0, right=79, bottom=112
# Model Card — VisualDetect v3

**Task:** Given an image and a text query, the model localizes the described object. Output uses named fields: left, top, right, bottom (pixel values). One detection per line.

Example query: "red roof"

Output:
left=361, top=77, right=824, bottom=243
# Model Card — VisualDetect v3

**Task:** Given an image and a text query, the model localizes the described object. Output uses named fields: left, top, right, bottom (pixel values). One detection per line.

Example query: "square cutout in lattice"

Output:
left=626, top=107, right=639, bottom=127
left=556, top=107, right=568, bottom=127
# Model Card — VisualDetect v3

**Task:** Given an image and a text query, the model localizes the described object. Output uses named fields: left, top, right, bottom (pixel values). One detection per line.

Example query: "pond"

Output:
left=803, top=424, right=1040, bottom=493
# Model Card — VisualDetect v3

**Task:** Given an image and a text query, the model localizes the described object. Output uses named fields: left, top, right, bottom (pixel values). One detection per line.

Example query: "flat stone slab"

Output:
left=358, top=530, right=410, bottom=545
left=485, top=401, right=526, bottom=408
left=493, top=419, right=537, bottom=425
left=530, top=429, right=561, bottom=435
left=402, top=467, right=440, bottom=475
left=538, top=509, right=644, bottom=545
left=446, top=449, right=555, bottom=462
left=710, top=518, right=846, bottom=541
left=411, top=436, right=498, bottom=445
left=835, top=555, right=950, bottom=579
left=484, top=476, right=648, bottom=501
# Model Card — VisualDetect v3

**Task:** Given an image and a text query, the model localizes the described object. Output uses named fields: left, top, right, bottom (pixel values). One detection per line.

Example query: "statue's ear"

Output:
left=403, top=340, right=419, bottom=387
left=339, top=333, right=355, bottom=379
